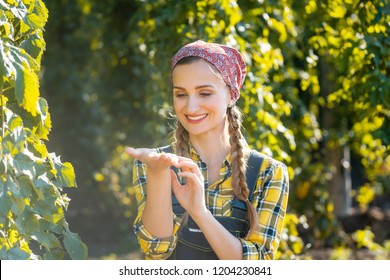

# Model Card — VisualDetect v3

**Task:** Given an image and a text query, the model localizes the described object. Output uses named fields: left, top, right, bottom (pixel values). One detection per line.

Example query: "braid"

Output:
left=174, top=120, right=190, bottom=157
left=227, top=106, right=260, bottom=237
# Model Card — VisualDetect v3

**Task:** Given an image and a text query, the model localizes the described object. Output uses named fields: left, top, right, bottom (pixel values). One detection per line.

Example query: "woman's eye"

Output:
left=200, top=92, right=211, bottom=96
left=174, top=93, right=187, bottom=98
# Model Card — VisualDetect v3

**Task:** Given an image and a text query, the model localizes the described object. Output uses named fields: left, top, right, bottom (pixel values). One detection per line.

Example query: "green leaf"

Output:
left=25, top=12, right=44, bottom=30
left=14, top=60, right=39, bottom=116
left=31, top=230, right=61, bottom=250
left=0, top=247, right=7, bottom=259
left=13, top=153, right=36, bottom=179
left=0, top=40, right=15, bottom=78
left=32, top=198, right=56, bottom=217
left=34, top=177, right=52, bottom=192
left=40, top=219, right=63, bottom=235
left=2, top=127, right=26, bottom=156
left=42, top=211, right=64, bottom=225
left=9, top=46, right=39, bottom=116
left=11, top=196, right=26, bottom=215
left=8, top=1, right=28, bottom=21
left=7, top=114, right=23, bottom=131
left=5, top=175, right=22, bottom=198
left=24, top=0, right=48, bottom=31
left=0, top=10, right=14, bottom=40
left=55, top=162, right=76, bottom=188
left=63, top=228, right=88, bottom=260
left=19, top=32, right=45, bottom=64
left=43, top=248, right=65, bottom=260
left=0, top=184, right=12, bottom=219
left=35, top=97, right=51, bottom=140
left=15, top=211, right=39, bottom=234
left=17, top=175, right=37, bottom=199
left=6, top=247, right=30, bottom=260
left=0, top=156, right=7, bottom=175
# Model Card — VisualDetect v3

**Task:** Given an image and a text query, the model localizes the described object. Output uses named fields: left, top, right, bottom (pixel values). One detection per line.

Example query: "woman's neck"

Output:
left=189, top=120, right=231, bottom=167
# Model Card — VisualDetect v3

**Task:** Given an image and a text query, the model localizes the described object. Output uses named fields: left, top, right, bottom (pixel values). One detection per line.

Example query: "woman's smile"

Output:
left=186, top=114, right=208, bottom=123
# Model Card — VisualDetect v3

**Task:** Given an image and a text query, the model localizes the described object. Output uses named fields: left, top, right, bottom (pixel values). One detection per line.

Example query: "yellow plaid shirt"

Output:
left=132, top=143, right=289, bottom=260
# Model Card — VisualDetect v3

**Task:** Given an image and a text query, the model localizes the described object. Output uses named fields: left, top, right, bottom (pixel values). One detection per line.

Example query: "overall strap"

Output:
left=246, top=150, right=264, bottom=201
left=232, top=150, right=264, bottom=211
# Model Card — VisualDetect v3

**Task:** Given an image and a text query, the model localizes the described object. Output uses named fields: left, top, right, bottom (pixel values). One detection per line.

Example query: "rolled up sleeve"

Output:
left=133, top=215, right=180, bottom=259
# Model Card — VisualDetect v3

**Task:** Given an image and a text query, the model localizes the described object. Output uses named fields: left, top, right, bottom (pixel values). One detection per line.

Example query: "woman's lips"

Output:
left=186, top=114, right=208, bottom=124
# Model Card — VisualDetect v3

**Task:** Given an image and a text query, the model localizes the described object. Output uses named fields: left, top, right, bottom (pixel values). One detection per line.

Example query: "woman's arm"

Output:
left=142, top=167, right=173, bottom=237
left=128, top=147, right=180, bottom=259
left=128, top=147, right=176, bottom=237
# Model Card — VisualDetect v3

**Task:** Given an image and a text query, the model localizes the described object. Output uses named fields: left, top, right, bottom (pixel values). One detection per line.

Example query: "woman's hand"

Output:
left=171, top=157, right=208, bottom=219
left=125, top=147, right=178, bottom=173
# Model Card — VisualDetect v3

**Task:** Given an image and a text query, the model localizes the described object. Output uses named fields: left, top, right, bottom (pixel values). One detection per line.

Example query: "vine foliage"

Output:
left=0, top=0, right=87, bottom=259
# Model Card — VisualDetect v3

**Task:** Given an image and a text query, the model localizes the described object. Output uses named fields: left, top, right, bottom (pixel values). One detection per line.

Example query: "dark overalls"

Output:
left=157, top=146, right=264, bottom=260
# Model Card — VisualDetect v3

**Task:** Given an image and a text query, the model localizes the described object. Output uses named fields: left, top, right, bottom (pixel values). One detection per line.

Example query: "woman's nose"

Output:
left=187, top=96, right=200, bottom=112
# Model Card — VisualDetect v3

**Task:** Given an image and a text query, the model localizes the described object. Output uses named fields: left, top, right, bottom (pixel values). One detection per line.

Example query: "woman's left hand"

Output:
left=170, top=157, right=209, bottom=218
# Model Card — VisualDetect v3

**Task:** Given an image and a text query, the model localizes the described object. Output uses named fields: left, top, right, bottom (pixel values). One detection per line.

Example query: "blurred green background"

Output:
left=40, top=0, right=389, bottom=259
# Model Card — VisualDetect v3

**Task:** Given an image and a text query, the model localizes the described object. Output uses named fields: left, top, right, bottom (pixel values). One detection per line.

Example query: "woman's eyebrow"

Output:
left=173, top=85, right=215, bottom=90
left=195, top=85, right=215, bottom=90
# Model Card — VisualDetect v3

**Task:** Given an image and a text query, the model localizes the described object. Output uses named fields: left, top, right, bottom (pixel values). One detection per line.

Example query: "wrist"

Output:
left=189, top=207, right=211, bottom=223
left=147, top=167, right=171, bottom=178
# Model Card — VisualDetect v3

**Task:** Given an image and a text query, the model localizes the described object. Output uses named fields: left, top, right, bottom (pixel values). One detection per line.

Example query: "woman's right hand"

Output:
left=125, top=147, right=178, bottom=173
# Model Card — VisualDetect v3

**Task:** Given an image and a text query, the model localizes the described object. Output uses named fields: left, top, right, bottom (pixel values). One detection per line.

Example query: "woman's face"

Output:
left=172, top=59, right=232, bottom=137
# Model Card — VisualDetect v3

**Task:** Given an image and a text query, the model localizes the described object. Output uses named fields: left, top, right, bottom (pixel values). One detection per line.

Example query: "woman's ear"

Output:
left=227, top=94, right=234, bottom=108
left=228, top=100, right=235, bottom=108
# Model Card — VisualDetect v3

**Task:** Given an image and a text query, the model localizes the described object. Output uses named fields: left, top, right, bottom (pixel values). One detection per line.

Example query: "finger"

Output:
left=126, top=147, right=177, bottom=165
left=164, top=153, right=179, bottom=165
left=125, top=147, right=145, bottom=159
left=174, top=160, right=200, bottom=173
left=176, top=156, right=194, bottom=163
left=177, top=171, right=204, bottom=183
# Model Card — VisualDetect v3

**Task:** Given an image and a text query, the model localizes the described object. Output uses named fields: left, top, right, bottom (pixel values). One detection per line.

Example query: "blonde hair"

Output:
left=173, top=57, right=259, bottom=237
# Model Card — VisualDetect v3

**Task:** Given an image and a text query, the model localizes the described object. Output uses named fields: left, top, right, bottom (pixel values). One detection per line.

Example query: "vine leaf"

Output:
left=6, top=247, right=30, bottom=260
left=55, top=161, right=77, bottom=188
left=63, top=223, right=88, bottom=260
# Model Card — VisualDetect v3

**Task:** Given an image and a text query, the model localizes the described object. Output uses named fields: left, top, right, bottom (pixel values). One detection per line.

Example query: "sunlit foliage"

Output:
left=40, top=0, right=389, bottom=259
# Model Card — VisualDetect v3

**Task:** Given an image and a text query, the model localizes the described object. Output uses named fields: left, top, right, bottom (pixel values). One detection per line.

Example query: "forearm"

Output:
left=192, top=210, right=243, bottom=260
left=142, top=169, right=174, bottom=238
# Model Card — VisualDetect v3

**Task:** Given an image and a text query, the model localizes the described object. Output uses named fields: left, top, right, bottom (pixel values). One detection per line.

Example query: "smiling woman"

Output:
left=126, top=40, right=289, bottom=260
left=172, top=58, right=231, bottom=139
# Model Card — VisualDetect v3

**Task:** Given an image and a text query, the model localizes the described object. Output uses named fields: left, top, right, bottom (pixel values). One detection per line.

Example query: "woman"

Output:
left=126, top=40, right=289, bottom=260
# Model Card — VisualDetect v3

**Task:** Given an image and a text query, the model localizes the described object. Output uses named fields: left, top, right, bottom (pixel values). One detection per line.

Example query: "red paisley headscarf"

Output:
left=171, top=40, right=246, bottom=102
